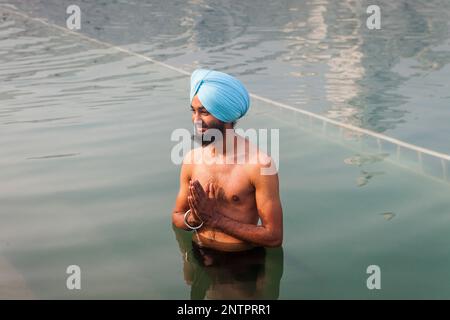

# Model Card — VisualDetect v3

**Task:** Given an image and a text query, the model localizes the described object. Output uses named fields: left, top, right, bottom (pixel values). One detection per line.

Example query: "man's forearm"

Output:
left=172, top=212, right=189, bottom=230
left=172, top=211, right=201, bottom=231
left=212, top=214, right=281, bottom=247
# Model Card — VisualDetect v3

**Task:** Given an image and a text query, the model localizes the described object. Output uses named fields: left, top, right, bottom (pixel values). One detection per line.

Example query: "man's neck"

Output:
left=207, top=127, right=235, bottom=157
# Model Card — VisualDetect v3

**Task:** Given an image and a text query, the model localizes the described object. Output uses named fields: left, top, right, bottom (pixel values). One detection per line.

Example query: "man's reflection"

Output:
left=173, top=225, right=283, bottom=299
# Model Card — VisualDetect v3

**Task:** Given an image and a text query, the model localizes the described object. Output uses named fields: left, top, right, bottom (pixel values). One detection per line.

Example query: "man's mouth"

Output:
left=195, top=126, right=207, bottom=133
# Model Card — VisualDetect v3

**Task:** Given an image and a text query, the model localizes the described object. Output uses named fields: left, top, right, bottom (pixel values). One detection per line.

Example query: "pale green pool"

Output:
left=1, top=1, right=450, bottom=299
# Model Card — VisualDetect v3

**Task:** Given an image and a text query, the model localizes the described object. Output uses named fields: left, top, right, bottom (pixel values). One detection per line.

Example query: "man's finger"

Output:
left=188, top=196, right=201, bottom=221
left=188, top=196, right=194, bottom=211
left=190, top=185, right=197, bottom=201
left=187, top=196, right=194, bottom=216
left=207, top=183, right=214, bottom=199
left=192, top=183, right=203, bottom=202
left=191, top=188, right=200, bottom=207
left=189, top=196, right=199, bottom=214
left=190, top=185, right=201, bottom=205
left=193, top=180, right=207, bottom=198
left=210, top=183, right=216, bottom=198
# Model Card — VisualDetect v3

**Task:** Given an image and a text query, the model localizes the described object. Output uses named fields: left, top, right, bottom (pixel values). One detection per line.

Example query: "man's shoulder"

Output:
left=246, top=147, right=277, bottom=176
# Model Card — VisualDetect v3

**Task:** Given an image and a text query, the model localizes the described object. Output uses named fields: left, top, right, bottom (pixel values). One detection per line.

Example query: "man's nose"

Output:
left=192, top=112, right=201, bottom=122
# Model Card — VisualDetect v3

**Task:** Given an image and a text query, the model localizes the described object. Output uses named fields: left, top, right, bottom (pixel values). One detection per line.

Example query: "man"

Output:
left=172, top=69, right=283, bottom=252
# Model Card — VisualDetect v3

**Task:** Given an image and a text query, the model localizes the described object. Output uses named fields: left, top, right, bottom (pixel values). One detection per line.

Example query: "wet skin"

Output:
left=172, top=95, right=283, bottom=251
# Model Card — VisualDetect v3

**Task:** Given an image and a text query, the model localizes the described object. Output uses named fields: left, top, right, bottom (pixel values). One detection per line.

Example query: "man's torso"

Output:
left=190, top=142, right=260, bottom=248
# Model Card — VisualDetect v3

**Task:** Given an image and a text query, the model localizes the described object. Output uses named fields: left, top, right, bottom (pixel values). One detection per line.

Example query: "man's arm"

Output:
left=215, top=170, right=283, bottom=247
left=172, top=154, right=201, bottom=230
left=190, top=161, right=283, bottom=247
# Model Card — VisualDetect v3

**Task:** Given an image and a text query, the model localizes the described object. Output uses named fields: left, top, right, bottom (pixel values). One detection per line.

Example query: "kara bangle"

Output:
left=183, top=209, right=204, bottom=230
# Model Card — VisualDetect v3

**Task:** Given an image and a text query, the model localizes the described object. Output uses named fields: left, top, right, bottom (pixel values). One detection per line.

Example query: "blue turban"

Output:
left=190, top=69, right=250, bottom=123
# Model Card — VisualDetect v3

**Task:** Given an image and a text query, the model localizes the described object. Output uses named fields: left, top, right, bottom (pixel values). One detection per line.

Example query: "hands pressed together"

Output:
left=187, top=180, right=221, bottom=228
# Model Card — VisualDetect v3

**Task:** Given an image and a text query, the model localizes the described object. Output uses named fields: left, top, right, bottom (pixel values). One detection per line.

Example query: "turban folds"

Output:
left=190, top=69, right=250, bottom=123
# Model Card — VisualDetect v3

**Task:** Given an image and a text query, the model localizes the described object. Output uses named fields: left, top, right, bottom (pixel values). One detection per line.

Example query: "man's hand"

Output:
left=186, top=197, right=202, bottom=227
left=188, top=180, right=221, bottom=227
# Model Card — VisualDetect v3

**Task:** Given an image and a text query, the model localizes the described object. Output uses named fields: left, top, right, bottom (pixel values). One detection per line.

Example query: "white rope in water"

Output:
left=2, top=6, right=449, bottom=178
left=252, top=94, right=450, bottom=161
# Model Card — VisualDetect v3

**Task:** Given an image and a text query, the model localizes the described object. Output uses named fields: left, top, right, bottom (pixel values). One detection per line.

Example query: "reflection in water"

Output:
left=172, top=225, right=283, bottom=300
left=0, top=256, right=34, bottom=299
left=381, top=212, right=396, bottom=221
left=356, top=170, right=385, bottom=187
left=324, top=0, right=365, bottom=124
left=344, top=153, right=387, bottom=186
left=3, top=0, right=450, bottom=152
left=344, top=153, right=389, bottom=167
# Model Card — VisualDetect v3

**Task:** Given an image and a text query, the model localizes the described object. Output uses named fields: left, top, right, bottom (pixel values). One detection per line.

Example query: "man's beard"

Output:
left=191, top=121, right=225, bottom=147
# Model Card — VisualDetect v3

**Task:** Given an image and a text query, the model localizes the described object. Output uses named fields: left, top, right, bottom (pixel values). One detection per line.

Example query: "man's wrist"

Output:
left=187, top=213, right=200, bottom=225
left=184, top=210, right=203, bottom=230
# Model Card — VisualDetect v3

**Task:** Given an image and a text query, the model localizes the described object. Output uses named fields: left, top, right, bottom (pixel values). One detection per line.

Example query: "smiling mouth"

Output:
left=196, top=126, right=207, bottom=133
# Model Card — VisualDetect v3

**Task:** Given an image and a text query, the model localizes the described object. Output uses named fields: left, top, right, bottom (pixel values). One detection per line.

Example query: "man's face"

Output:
left=191, top=95, right=225, bottom=135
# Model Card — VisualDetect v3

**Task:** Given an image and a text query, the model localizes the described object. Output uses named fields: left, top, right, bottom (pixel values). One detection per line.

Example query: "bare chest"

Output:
left=191, top=164, right=255, bottom=209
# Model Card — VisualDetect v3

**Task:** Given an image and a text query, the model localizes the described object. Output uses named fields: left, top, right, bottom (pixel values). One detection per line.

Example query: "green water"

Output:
left=1, top=3, right=450, bottom=299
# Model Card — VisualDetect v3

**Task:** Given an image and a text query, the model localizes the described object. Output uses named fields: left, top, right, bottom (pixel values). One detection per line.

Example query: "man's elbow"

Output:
left=264, top=233, right=283, bottom=247
left=266, top=238, right=282, bottom=248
